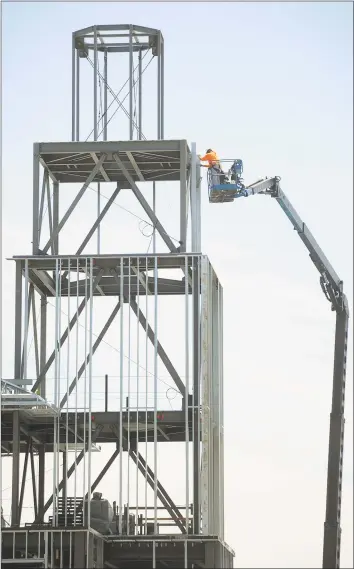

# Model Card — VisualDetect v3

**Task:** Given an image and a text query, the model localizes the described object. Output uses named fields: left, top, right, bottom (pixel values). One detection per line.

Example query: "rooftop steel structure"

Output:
left=1, top=24, right=234, bottom=568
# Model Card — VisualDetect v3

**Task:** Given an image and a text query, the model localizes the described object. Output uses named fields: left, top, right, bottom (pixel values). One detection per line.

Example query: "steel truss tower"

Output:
left=1, top=25, right=234, bottom=568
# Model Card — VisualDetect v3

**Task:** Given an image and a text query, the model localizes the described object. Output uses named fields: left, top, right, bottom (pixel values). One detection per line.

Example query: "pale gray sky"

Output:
left=2, top=2, right=353, bottom=568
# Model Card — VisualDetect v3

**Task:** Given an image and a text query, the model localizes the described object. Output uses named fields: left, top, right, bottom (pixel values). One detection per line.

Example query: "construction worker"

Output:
left=198, top=149, right=228, bottom=185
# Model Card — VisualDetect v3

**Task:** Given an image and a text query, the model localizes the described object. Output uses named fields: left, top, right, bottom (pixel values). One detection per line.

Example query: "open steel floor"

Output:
left=35, top=140, right=190, bottom=185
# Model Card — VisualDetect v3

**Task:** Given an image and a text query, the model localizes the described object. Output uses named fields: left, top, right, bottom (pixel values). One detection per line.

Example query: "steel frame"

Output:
left=1, top=22, right=231, bottom=569
left=71, top=25, right=164, bottom=142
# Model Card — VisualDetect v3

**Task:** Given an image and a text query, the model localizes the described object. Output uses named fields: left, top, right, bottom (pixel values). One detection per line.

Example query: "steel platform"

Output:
left=1, top=409, right=196, bottom=454
left=35, top=140, right=190, bottom=185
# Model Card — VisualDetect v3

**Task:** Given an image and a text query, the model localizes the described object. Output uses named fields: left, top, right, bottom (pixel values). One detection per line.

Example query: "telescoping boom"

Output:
left=209, top=166, right=349, bottom=568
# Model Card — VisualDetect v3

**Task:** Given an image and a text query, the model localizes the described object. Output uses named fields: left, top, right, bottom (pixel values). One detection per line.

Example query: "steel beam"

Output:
left=18, top=440, right=30, bottom=521
left=75, top=187, right=121, bottom=255
left=31, top=269, right=104, bottom=393
left=37, top=140, right=184, bottom=155
left=37, top=425, right=103, bottom=519
left=30, top=443, right=38, bottom=519
left=129, top=449, right=186, bottom=534
left=84, top=449, right=119, bottom=501
left=113, top=153, right=177, bottom=253
left=130, top=298, right=185, bottom=397
left=60, top=301, right=121, bottom=408
left=41, top=155, right=107, bottom=254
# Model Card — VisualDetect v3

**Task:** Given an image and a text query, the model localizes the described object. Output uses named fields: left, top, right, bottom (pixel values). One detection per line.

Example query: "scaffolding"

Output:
left=1, top=24, right=234, bottom=568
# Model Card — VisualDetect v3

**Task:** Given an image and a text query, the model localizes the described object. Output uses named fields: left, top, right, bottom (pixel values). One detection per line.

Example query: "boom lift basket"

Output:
left=208, top=159, right=247, bottom=203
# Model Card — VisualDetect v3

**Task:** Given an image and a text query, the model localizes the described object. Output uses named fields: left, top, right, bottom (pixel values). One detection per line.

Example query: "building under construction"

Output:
left=0, top=24, right=349, bottom=569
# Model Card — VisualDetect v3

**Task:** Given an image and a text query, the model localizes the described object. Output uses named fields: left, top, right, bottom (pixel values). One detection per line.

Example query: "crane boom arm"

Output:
left=243, top=175, right=349, bottom=568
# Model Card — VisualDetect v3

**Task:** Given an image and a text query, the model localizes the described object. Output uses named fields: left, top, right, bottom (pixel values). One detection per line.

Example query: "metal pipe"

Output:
left=126, top=259, right=131, bottom=534
left=185, top=255, right=189, bottom=536
left=65, top=257, right=71, bottom=526
left=153, top=183, right=156, bottom=254
left=88, top=258, right=94, bottom=530
left=119, top=257, right=124, bottom=534
left=82, top=258, right=88, bottom=526
left=74, top=259, right=80, bottom=525
left=135, top=257, right=140, bottom=528
left=105, top=374, right=108, bottom=412
left=153, top=255, right=158, bottom=533
left=97, top=182, right=101, bottom=254
left=144, top=258, right=149, bottom=534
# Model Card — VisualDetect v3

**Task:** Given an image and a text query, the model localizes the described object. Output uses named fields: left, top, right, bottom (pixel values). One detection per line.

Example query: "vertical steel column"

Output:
left=322, top=307, right=349, bottom=569
left=76, top=49, right=80, bottom=141
left=129, top=26, right=134, bottom=140
left=180, top=141, right=188, bottom=253
left=11, top=411, right=20, bottom=526
left=93, top=26, right=98, bottom=141
left=161, top=36, right=164, bottom=139
left=103, top=51, right=108, bottom=141
left=138, top=50, right=142, bottom=140
left=40, top=295, right=47, bottom=398
left=193, top=257, right=200, bottom=533
left=53, top=181, right=59, bottom=255
left=33, top=144, right=40, bottom=254
left=38, top=445, right=45, bottom=523
left=157, top=33, right=161, bottom=139
left=14, top=261, right=23, bottom=381
left=72, top=33, right=76, bottom=141
left=190, top=142, right=197, bottom=253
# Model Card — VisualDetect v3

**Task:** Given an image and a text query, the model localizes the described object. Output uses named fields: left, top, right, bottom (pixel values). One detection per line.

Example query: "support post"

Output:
left=157, top=32, right=161, bottom=139
left=179, top=140, right=188, bottom=252
left=161, top=36, right=164, bottom=139
left=103, top=50, right=108, bottom=141
left=76, top=48, right=80, bottom=141
left=93, top=26, right=98, bottom=140
left=53, top=181, right=59, bottom=255
left=193, top=256, right=200, bottom=533
left=138, top=49, right=142, bottom=140
left=38, top=445, right=45, bottom=523
left=14, top=261, right=23, bottom=381
left=129, top=25, right=133, bottom=140
left=32, top=144, right=40, bottom=254
left=72, top=33, right=76, bottom=141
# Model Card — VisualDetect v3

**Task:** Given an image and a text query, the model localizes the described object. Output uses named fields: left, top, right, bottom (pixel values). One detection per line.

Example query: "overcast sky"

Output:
left=2, top=2, right=353, bottom=568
